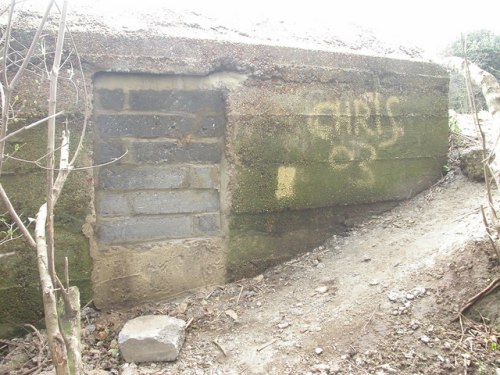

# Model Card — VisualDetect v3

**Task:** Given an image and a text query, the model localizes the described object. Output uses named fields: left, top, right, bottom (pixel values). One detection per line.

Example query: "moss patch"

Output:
left=232, top=157, right=446, bottom=214
left=0, top=115, right=92, bottom=338
left=226, top=202, right=397, bottom=280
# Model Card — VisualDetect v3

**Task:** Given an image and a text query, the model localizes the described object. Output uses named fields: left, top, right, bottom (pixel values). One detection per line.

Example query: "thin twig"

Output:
left=9, top=1, right=55, bottom=90
left=0, top=183, right=36, bottom=249
left=0, top=111, right=64, bottom=143
left=185, top=317, right=194, bottom=329
left=256, top=339, right=277, bottom=352
left=452, top=314, right=465, bottom=353
left=206, top=286, right=223, bottom=299
left=480, top=205, right=500, bottom=259
left=81, top=299, right=94, bottom=310
left=361, top=304, right=379, bottom=333
left=24, top=324, right=44, bottom=371
left=64, top=256, right=69, bottom=291
left=212, top=340, right=227, bottom=357
left=455, top=277, right=500, bottom=320
left=5, top=149, right=128, bottom=171
left=236, top=285, right=244, bottom=305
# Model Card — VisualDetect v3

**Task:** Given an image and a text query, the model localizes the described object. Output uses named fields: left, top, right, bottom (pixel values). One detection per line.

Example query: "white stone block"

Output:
left=118, top=315, right=186, bottom=363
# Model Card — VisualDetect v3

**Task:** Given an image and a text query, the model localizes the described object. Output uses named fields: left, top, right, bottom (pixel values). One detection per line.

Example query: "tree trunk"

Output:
left=35, top=203, right=70, bottom=375
left=59, top=287, right=82, bottom=374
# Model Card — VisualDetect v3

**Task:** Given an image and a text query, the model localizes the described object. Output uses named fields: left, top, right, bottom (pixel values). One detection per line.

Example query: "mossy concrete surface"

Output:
left=0, top=118, right=92, bottom=338
left=225, top=68, right=449, bottom=279
left=226, top=202, right=398, bottom=280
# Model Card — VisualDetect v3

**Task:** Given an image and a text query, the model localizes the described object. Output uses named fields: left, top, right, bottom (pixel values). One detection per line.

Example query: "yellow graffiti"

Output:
left=380, top=96, right=403, bottom=148
left=306, top=92, right=403, bottom=188
left=275, top=166, right=297, bottom=200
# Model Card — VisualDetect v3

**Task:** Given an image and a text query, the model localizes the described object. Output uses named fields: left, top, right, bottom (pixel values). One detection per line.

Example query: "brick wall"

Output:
left=93, top=73, right=224, bottom=246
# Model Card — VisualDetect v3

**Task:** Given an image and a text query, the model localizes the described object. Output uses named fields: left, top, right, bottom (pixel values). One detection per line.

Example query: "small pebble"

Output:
left=315, top=347, right=323, bottom=355
left=277, top=322, right=290, bottom=329
left=315, top=286, right=329, bottom=294
left=420, top=335, right=430, bottom=343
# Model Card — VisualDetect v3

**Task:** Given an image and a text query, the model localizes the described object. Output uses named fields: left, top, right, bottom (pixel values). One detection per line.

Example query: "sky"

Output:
left=171, top=0, right=500, bottom=52
left=12, top=0, right=500, bottom=55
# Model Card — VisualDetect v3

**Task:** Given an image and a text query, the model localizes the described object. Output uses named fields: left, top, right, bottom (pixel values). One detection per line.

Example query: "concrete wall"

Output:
left=88, top=40, right=449, bottom=307
left=0, top=116, right=93, bottom=337
left=0, top=27, right=449, bottom=324
left=226, top=67, right=449, bottom=279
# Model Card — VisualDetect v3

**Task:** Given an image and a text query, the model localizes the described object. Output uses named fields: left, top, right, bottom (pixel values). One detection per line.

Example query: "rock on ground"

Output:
left=118, top=315, right=186, bottom=363
left=460, top=148, right=490, bottom=181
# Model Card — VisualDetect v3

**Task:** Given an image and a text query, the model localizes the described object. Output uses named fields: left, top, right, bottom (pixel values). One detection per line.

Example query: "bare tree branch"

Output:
left=0, top=0, right=55, bottom=175
left=8, top=0, right=54, bottom=90
left=0, top=111, right=64, bottom=143
left=1, top=0, right=14, bottom=86
left=46, top=0, right=67, bottom=284
left=1, top=1, right=84, bottom=373
left=0, top=183, right=36, bottom=249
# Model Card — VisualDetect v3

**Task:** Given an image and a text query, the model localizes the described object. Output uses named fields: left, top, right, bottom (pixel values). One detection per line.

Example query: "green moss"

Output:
left=0, top=228, right=92, bottom=338
left=226, top=202, right=398, bottom=280
left=227, top=87, right=448, bottom=279
left=234, top=115, right=449, bottom=166
left=232, top=157, right=445, bottom=214
left=0, top=284, right=43, bottom=338
left=0, top=115, right=92, bottom=338
left=227, top=229, right=326, bottom=281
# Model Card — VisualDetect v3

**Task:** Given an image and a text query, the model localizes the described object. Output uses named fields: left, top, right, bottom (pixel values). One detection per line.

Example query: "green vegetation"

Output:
left=445, top=30, right=500, bottom=112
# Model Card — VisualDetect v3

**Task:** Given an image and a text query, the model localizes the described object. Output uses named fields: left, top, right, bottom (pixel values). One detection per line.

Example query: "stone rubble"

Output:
left=118, top=315, right=186, bottom=363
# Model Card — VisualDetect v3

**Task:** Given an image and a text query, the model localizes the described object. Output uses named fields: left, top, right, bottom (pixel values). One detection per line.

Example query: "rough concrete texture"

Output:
left=92, top=73, right=226, bottom=308
left=88, top=31, right=448, bottom=304
left=1, top=18, right=449, bottom=318
left=118, top=315, right=186, bottom=363
left=224, top=69, right=448, bottom=278
left=0, top=117, right=93, bottom=338
left=92, top=239, right=226, bottom=307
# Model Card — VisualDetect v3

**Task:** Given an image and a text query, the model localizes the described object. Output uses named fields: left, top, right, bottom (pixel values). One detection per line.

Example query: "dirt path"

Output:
left=222, top=177, right=483, bottom=371
left=136, top=174, right=493, bottom=375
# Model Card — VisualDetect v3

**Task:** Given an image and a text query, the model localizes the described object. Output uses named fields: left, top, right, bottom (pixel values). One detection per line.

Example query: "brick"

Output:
left=194, top=214, right=221, bottom=235
left=95, top=114, right=193, bottom=139
left=98, top=166, right=188, bottom=190
left=95, top=114, right=225, bottom=139
left=133, top=141, right=222, bottom=163
left=97, top=216, right=192, bottom=244
left=95, top=192, right=130, bottom=216
left=189, top=165, right=220, bottom=189
left=96, top=89, right=125, bottom=110
left=131, top=190, right=219, bottom=214
left=93, top=141, right=125, bottom=165
left=129, top=90, right=224, bottom=114
left=196, top=115, right=225, bottom=137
